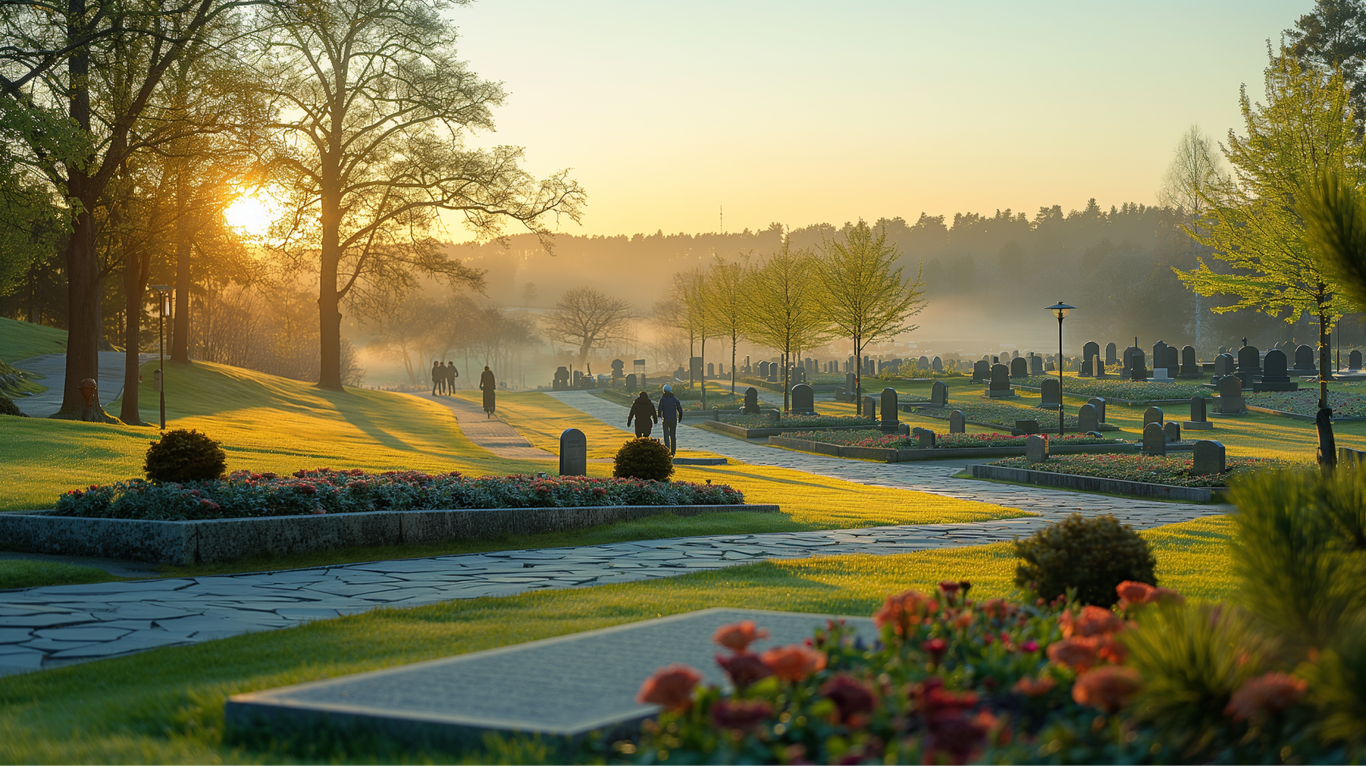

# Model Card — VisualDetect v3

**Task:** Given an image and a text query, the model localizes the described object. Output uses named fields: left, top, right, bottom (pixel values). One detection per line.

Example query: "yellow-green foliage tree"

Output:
left=1174, top=55, right=1360, bottom=407
left=705, top=256, right=749, bottom=394
left=744, top=239, right=832, bottom=411
left=817, top=220, right=925, bottom=402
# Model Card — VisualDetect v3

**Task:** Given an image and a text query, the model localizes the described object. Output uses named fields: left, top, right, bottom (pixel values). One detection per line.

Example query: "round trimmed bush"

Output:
left=613, top=437, right=674, bottom=482
left=144, top=428, right=227, bottom=483
left=1014, top=513, right=1156, bottom=607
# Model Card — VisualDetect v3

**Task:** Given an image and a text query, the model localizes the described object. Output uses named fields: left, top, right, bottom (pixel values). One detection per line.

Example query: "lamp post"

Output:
left=151, top=285, right=172, bottom=430
left=1045, top=301, right=1074, bottom=435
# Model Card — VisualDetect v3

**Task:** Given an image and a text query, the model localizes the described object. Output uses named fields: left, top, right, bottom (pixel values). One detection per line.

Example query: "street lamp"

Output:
left=151, top=285, right=173, bottom=430
left=1045, top=301, right=1075, bottom=436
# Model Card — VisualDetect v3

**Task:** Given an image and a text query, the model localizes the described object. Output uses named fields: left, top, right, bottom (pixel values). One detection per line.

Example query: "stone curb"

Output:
left=767, top=436, right=1141, bottom=463
left=698, top=421, right=879, bottom=439
left=0, top=504, right=779, bottom=566
left=968, top=464, right=1221, bottom=502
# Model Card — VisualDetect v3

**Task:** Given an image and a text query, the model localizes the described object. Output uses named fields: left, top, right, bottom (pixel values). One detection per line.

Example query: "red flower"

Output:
left=710, top=698, right=773, bottom=731
left=1061, top=605, right=1124, bottom=638
left=1072, top=666, right=1142, bottom=713
left=760, top=644, right=826, bottom=681
left=914, top=677, right=979, bottom=721
left=873, top=589, right=938, bottom=637
left=1012, top=675, right=1056, bottom=697
left=1116, top=580, right=1154, bottom=608
left=1047, top=637, right=1099, bottom=672
left=821, top=675, right=877, bottom=725
left=921, top=637, right=948, bottom=665
left=712, top=620, right=769, bottom=652
left=923, top=710, right=994, bottom=765
left=1021, top=639, right=1040, bottom=653
left=636, top=664, right=702, bottom=712
left=715, top=652, right=773, bottom=689
left=1225, top=672, right=1307, bottom=722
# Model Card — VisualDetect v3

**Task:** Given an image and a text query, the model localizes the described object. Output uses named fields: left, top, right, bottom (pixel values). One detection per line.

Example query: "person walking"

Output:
left=480, top=365, right=497, bottom=418
left=627, top=391, right=657, bottom=438
left=657, top=384, right=683, bottom=455
left=445, top=361, right=459, bottom=394
left=431, top=361, right=442, bottom=395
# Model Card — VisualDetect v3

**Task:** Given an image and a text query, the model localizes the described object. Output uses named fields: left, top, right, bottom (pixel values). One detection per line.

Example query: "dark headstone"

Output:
left=1142, top=422, right=1166, bottom=455
left=932, top=357, right=943, bottom=372
left=1255, top=349, right=1298, bottom=392
left=949, top=410, right=965, bottom=434
left=972, top=360, right=990, bottom=383
left=1143, top=406, right=1164, bottom=428
left=1082, top=341, right=1100, bottom=367
left=988, top=364, right=1014, bottom=397
left=1236, top=345, right=1261, bottom=386
left=931, top=380, right=948, bottom=406
left=758, top=361, right=769, bottom=378
left=1129, top=349, right=1148, bottom=381
left=863, top=396, right=877, bottom=420
left=1165, top=346, right=1178, bottom=372
left=1025, top=434, right=1049, bottom=463
left=791, top=384, right=815, bottom=414
left=1105, top=342, right=1117, bottom=365
left=1213, top=353, right=1235, bottom=378
left=1352, top=349, right=1363, bottom=370
left=1293, top=344, right=1316, bottom=374
left=1087, top=397, right=1106, bottom=422
left=1217, top=375, right=1245, bottom=414
left=880, top=388, right=899, bottom=431
left=1164, top=421, right=1181, bottom=443
left=1077, top=403, right=1098, bottom=432
left=1080, top=355, right=1094, bottom=377
left=553, top=366, right=570, bottom=390
left=625, top=374, right=637, bottom=389
left=1152, top=341, right=1169, bottom=376
left=1185, top=396, right=1212, bottom=430
left=1040, top=378, right=1061, bottom=409
left=706, top=362, right=714, bottom=378
left=743, top=387, right=760, bottom=414
left=916, top=428, right=936, bottom=449
left=559, top=429, right=587, bottom=476
left=1010, top=357, right=1028, bottom=379
left=1015, top=419, right=1040, bottom=435
left=845, top=372, right=857, bottom=394
left=1179, top=346, right=1200, bottom=378
left=1191, top=440, right=1225, bottom=475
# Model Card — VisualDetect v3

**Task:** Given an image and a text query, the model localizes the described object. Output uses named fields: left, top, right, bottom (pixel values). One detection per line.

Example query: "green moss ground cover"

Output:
left=1021, top=375, right=1212, bottom=401
left=0, top=559, right=124, bottom=590
left=786, top=430, right=1113, bottom=449
left=0, top=317, right=67, bottom=363
left=0, top=516, right=1234, bottom=765
left=1249, top=388, right=1366, bottom=417
left=989, top=454, right=1286, bottom=487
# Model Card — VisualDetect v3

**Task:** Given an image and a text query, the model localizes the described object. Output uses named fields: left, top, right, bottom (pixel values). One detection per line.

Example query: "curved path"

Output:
left=11, top=352, right=148, bottom=418
left=0, top=391, right=1222, bottom=677
left=416, top=393, right=557, bottom=461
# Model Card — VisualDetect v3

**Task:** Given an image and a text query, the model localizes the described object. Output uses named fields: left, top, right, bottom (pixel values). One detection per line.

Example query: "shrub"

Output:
left=1015, top=513, right=1156, bottom=607
left=0, top=392, right=26, bottom=417
left=143, top=428, right=227, bottom=483
left=613, top=437, right=674, bottom=481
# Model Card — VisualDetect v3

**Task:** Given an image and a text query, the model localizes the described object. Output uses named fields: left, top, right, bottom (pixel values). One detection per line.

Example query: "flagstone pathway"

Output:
left=0, top=391, right=1224, bottom=677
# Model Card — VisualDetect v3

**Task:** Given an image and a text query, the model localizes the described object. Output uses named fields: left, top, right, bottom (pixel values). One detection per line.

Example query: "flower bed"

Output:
left=1022, top=376, right=1212, bottom=401
left=987, top=454, right=1276, bottom=488
left=721, top=414, right=875, bottom=429
left=1248, top=389, right=1366, bottom=418
left=52, top=468, right=743, bottom=522
left=617, top=580, right=1347, bottom=765
left=784, top=430, right=1112, bottom=450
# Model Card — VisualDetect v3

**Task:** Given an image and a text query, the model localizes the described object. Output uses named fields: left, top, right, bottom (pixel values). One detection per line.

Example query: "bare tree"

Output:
left=544, top=286, right=634, bottom=372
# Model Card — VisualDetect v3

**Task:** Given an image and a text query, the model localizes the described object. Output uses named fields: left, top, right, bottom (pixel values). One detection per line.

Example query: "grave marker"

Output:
left=931, top=380, right=948, bottom=406
left=1105, top=342, right=1117, bottom=366
left=1142, top=422, right=1166, bottom=455
left=1040, top=378, right=1061, bottom=410
left=1015, top=419, right=1040, bottom=435
left=949, top=410, right=966, bottom=434
left=972, top=360, right=990, bottom=383
left=1192, top=440, right=1225, bottom=475
left=1026, top=434, right=1049, bottom=463
left=791, top=384, right=815, bottom=414
left=1352, top=350, right=1363, bottom=370
left=1184, top=396, right=1212, bottom=430
left=1255, top=349, right=1297, bottom=392
left=1088, top=396, right=1107, bottom=422
left=559, top=429, right=587, bottom=476
left=881, top=388, right=899, bottom=432
left=863, top=396, right=877, bottom=421
left=1078, top=403, right=1098, bottom=432
left=932, top=357, right=943, bottom=372
left=1010, top=357, right=1028, bottom=379
left=743, top=387, right=760, bottom=414
left=915, top=428, right=936, bottom=449
left=1216, top=375, right=1245, bottom=414
left=1179, top=345, right=1200, bottom=378
left=1292, top=344, right=1316, bottom=375
left=1164, top=421, right=1181, bottom=443
left=988, top=364, right=1014, bottom=397
left=1143, top=406, right=1164, bottom=428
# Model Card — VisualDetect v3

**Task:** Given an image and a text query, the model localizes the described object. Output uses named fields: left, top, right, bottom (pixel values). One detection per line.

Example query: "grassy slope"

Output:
left=0, top=515, right=1233, bottom=765
left=0, top=318, right=67, bottom=363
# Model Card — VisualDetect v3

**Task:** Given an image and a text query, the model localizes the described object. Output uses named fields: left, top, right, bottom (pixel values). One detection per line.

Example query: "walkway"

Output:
left=417, top=393, right=556, bottom=461
left=11, top=352, right=149, bottom=418
left=0, top=391, right=1222, bottom=677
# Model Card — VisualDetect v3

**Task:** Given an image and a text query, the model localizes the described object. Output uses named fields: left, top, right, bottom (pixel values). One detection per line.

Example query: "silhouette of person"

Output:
left=480, top=366, right=496, bottom=418
left=431, top=361, right=442, bottom=395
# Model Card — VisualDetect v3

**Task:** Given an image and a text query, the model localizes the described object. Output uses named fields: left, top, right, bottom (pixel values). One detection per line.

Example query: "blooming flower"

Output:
left=1116, top=580, right=1155, bottom=608
left=712, top=620, right=769, bottom=652
left=709, top=698, right=774, bottom=731
left=873, top=589, right=938, bottom=637
left=921, top=637, right=948, bottom=665
left=821, top=675, right=877, bottom=725
left=1012, top=675, right=1056, bottom=697
left=1047, top=637, right=1099, bottom=672
left=1225, top=672, right=1308, bottom=722
left=1072, top=666, right=1142, bottom=713
left=760, top=644, right=826, bottom=681
left=715, top=651, right=773, bottom=689
left=1061, top=605, right=1125, bottom=638
left=636, top=664, right=701, bottom=712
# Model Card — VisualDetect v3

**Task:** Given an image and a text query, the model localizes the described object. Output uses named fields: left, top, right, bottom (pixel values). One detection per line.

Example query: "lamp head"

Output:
left=1045, top=301, right=1075, bottom=320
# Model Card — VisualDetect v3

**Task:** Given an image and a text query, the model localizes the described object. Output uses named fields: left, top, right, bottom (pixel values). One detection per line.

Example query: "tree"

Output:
left=1173, top=54, right=1359, bottom=408
left=1286, top=0, right=1366, bottom=133
left=1158, top=125, right=1230, bottom=348
left=745, top=238, right=832, bottom=411
left=817, top=220, right=926, bottom=403
left=255, top=0, right=584, bottom=390
left=544, top=286, right=634, bottom=371
left=675, top=268, right=720, bottom=406
left=706, top=256, right=749, bottom=393
left=1, top=0, right=243, bottom=419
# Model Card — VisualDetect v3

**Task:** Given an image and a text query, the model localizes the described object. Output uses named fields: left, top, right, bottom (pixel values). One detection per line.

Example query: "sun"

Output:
left=224, top=190, right=277, bottom=238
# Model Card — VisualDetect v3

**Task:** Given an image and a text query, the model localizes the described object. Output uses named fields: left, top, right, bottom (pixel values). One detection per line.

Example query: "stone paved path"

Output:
left=0, top=391, right=1224, bottom=677
left=11, top=352, right=148, bottom=418
left=417, top=393, right=557, bottom=461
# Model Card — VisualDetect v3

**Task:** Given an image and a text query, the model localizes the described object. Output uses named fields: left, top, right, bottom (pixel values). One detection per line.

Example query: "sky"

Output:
left=440, top=0, right=1314, bottom=239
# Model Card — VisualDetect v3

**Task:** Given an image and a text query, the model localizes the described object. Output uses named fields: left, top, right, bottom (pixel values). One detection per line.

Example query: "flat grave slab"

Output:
left=226, top=608, right=874, bottom=751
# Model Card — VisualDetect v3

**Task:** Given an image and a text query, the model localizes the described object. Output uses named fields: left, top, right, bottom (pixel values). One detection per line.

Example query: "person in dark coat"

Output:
left=657, top=384, right=683, bottom=455
left=446, top=361, right=459, bottom=394
left=627, top=391, right=657, bottom=438
left=431, top=361, right=442, bottom=395
left=480, top=366, right=496, bottom=418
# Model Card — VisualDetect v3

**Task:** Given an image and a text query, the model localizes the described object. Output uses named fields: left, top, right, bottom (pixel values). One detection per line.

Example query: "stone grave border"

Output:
left=905, top=406, right=1120, bottom=433
left=0, top=503, right=780, bottom=566
left=969, top=464, right=1225, bottom=503
left=698, top=421, right=878, bottom=439
left=1012, top=385, right=1208, bottom=407
left=767, top=435, right=1140, bottom=463
left=1244, top=404, right=1366, bottom=423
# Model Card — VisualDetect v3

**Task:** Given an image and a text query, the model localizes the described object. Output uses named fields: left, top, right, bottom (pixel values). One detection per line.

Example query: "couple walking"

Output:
left=627, top=385, right=683, bottom=455
left=431, top=361, right=458, bottom=395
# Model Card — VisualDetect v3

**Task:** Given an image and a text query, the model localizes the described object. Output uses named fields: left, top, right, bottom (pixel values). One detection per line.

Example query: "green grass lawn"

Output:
left=0, top=560, right=125, bottom=590
left=0, top=317, right=67, bottom=363
left=0, top=515, right=1234, bottom=765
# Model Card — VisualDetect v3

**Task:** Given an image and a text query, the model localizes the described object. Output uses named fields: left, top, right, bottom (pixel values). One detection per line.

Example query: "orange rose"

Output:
left=1072, top=666, right=1142, bottom=713
left=712, top=620, right=770, bottom=652
left=1060, top=605, right=1124, bottom=638
left=636, top=664, right=702, bottom=712
left=760, top=644, right=827, bottom=682
left=1115, top=580, right=1154, bottom=608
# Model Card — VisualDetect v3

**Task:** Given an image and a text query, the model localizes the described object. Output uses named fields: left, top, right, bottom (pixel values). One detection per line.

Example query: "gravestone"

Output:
left=1080, top=355, right=1093, bottom=377
left=1185, top=396, right=1212, bottom=430
left=862, top=396, right=877, bottom=420
left=791, top=384, right=814, bottom=414
left=758, top=361, right=769, bottom=378
left=1179, top=346, right=1200, bottom=378
left=1165, top=346, right=1179, bottom=373
left=1010, top=357, right=1028, bottom=379
left=1292, top=344, right=1316, bottom=375
left=988, top=364, right=1014, bottom=397
left=880, top=388, right=899, bottom=432
left=553, top=366, right=570, bottom=390
left=1352, top=349, right=1363, bottom=370
left=625, top=374, right=637, bottom=390
left=1235, top=345, right=1261, bottom=386
left=1082, top=342, right=1100, bottom=376
left=1040, top=378, right=1061, bottom=409
left=611, top=359, right=625, bottom=380
left=706, top=362, right=714, bottom=378
left=1191, top=440, right=1226, bottom=475
left=845, top=372, right=857, bottom=394
left=932, top=357, right=943, bottom=372
left=1142, top=422, right=1166, bottom=456
left=767, top=366, right=778, bottom=383
left=1164, top=421, right=1181, bottom=443
left=972, top=360, right=990, bottom=383
left=1012, top=349, right=1021, bottom=358
left=572, top=370, right=583, bottom=387
left=1088, top=397, right=1107, bottom=422
left=1015, top=419, right=1040, bottom=435
left=743, top=387, right=760, bottom=414
left=559, top=429, right=587, bottom=476
left=949, top=410, right=966, bottom=434
left=1105, top=342, right=1117, bottom=366
left=1255, top=349, right=1297, bottom=392
left=1129, top=349, right=1148, bottom=381
left=916, top=428, right=936, bottom=449
left=918, top=356, right=930, bottom=369
left=1216, top=375, right=1245, bottom=414
left=1143, top=406, right=1164, bottom=428
left=1152, top=341, right=1169, bottom=376
left=1213, top=353, right=1235, bottom=380
left=1025, top=434, right=1049, bottom=463
left=744, top=355, right=751, bottom=374
left=931, top=380, right=948, bottom=406
left=1077, top=403, right=1098, bottom=432
left=1029, top=354, right=1044, bottom=375
left=1121, top=346, right=1135, bottom=377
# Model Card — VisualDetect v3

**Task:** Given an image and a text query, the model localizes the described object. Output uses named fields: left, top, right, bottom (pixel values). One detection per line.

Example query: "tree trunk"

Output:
left=700, top=336, right=706, bottom=409
left=317, top=255, right=344, bottom=390
left=119, top=249, right=147, bottom=425
left=171, top=227, right=192, bottom=363
left=730, top=333, right=737, bottom=394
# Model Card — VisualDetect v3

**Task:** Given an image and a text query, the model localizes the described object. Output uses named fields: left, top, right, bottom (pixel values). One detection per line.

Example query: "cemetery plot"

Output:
left=1245, top=389, right=1366, bottom=419
left=985, top=454, right=1280, bottom=488
left=781, top=430, right=1113, bottom=450
left=912, top=401, right=1118, bottom=432
left=1019, top=376, right=1212, bottom=403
